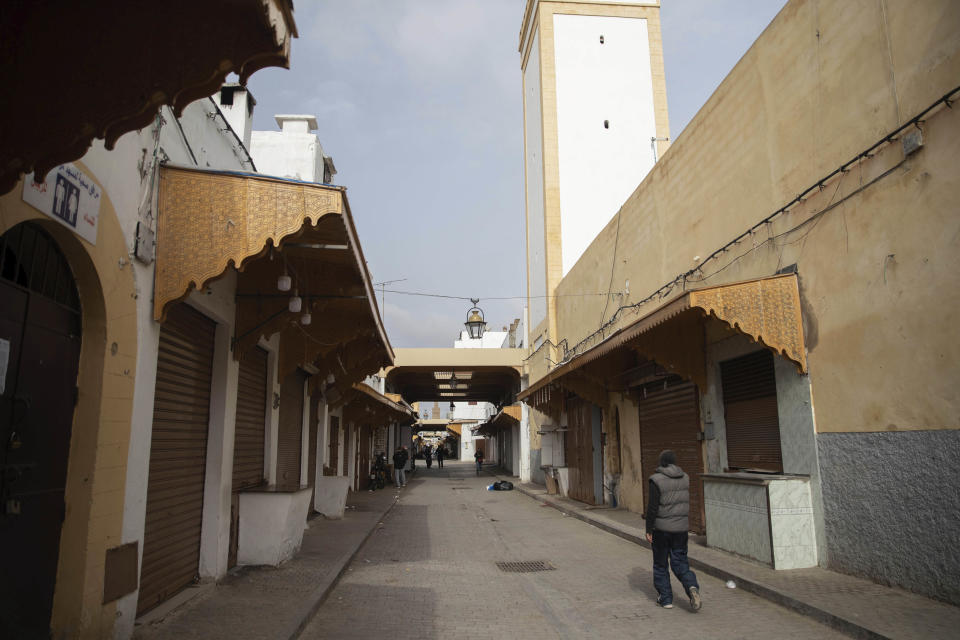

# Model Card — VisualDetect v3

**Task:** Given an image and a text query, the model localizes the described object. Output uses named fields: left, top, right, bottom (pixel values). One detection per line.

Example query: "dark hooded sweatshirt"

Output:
left=645, top=464, right=690, bottom=534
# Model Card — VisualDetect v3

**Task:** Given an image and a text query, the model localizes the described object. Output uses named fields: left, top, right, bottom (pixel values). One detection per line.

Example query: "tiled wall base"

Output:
left=704, top=474, right=817, bottom=569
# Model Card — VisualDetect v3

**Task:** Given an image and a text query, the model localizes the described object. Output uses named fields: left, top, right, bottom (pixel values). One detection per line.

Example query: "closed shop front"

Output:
left=720, top=350, right=782, bottom=472
left=276, top=369, right=308, bottom=489
left=638, top=377, right=705, bottom=534
left=229, top=346, right=268, bottom=568
left=139, top=304, right=216, bottom=615
left=565, top=397, right=598, bottom=505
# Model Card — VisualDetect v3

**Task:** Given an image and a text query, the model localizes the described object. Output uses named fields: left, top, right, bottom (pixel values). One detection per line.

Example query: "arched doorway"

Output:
left=0, top=222, right=82, bottom=638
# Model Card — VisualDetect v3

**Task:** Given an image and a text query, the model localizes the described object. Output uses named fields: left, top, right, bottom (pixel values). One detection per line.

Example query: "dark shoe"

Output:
left=689, top=586, right=702, bottom=611
left=656, top=596, right=673, bottom=609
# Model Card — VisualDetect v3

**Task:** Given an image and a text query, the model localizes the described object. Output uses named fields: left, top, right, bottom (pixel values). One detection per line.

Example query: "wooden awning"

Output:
left=520, top=274, right=807, bottom=409
left=476, top=405, right=522, bottom=436
left=341, top=384, right=416, bottom=425
left=0, top=0, right=296, bottom=195
left=155, top=165, right=393, bottom=385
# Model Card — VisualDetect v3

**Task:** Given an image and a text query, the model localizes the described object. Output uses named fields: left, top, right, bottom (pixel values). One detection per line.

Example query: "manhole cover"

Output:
left=496, top=560, right=555, bottom=573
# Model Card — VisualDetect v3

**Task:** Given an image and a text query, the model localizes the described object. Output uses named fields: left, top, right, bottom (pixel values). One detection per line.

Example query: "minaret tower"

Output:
left=519, top=0, right=670, bottom=358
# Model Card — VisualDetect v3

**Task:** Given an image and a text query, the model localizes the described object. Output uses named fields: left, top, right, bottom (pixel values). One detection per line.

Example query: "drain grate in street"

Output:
left=451, top=487, right=471, bottom=490
left=496, top=560, right=555, bottom=573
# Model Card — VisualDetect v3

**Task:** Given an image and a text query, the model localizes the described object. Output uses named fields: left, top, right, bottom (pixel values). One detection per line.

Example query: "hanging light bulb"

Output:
left=288, top=289, right=302, bottom=313
left=300, top=311, right=312, bottom=325
left=277, top=271, right=291, bottom=292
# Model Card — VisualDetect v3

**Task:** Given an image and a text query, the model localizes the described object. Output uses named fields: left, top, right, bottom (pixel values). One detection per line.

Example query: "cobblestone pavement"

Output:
left=301, top=461, right=845, bottom=639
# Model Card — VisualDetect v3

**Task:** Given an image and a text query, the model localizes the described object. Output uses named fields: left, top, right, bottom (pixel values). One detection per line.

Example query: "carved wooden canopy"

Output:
left=476, top=404, right=522, bottom=436
left=156, top=164, right=393, bottom=385
left=520, top=274, right=807, bottom=415
left=341, top=383, right=416, bottom=425
left=0, top=0, right=296, bottom=195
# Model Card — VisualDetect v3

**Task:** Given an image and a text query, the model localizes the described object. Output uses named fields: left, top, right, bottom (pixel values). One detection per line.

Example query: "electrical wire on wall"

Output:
left=531, top=84, right=959, bottom=371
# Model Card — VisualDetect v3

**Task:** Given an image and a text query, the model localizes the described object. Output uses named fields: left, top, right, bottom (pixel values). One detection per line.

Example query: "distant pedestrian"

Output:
left=392, top=447, right=406, bottom=487
left=474, top=449, right=484, bottom=475
left=425, top=445, right=433, bottom=469
left=436, top=447, right=445, bottom=469
left=403, top=445, right=413, bottom=475
left=645, top=450, right=701, bottom=611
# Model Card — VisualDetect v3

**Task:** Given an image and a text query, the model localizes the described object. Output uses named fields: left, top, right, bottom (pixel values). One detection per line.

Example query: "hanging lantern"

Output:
left=449, top=401, right=455, bottom=412
left=277, top=272, right=292, bottom=292
left=300, top=312, right=312, bottom=325
left=464, top=298, right=486, bottom=339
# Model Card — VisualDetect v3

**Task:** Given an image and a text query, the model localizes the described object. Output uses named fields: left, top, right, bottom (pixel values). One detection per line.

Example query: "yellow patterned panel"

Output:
left=154, top=166, right=343, bottom=321
left=690, top=274, right=807, bottom=373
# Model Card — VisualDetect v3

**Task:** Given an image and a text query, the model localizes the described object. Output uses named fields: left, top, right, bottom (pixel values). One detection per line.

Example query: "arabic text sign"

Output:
left=22, top=163, right=101, bottom=245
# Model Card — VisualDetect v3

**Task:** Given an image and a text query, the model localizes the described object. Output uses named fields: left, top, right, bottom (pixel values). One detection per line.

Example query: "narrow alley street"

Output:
left=300, top=461, right=843, bottom=639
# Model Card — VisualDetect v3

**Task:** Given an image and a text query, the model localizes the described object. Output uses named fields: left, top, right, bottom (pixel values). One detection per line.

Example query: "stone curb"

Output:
left=282, top=494, right=401, bottom=640
left=511, top=481, right=887, bottom=640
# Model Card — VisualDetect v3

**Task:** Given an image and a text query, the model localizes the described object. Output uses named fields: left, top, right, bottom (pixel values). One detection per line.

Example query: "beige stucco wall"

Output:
left=538, top=0, right=960, bottom=434
left=0, top=165, right=138, bottom=638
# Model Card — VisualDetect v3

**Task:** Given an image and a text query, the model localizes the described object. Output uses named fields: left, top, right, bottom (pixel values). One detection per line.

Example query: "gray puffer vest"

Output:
left=650, top=464, right=689, bottom=533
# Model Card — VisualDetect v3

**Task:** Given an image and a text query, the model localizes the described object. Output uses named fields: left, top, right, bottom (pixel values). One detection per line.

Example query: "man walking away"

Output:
left=474, top=448, right=484, bottom=475
left=425, top=445, right=433, bottom=469
left=436, top=446, right=445, bottom=469
left=645, top=450, right=701, bottom=611
left=392, top=447, right=406, bottom=488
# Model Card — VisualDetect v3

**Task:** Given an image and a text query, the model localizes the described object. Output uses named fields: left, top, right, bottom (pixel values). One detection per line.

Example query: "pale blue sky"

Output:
left=246, top=0, right=786, bottom=347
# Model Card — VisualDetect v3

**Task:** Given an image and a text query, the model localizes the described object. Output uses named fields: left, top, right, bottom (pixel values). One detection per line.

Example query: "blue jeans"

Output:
left=394, top=469, right=405, bottom=486
left=651, top=530, right=699, bottom=604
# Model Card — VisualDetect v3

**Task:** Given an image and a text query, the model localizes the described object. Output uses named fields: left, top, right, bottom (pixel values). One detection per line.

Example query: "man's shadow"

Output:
left=628, top=566, right=660, bottom=603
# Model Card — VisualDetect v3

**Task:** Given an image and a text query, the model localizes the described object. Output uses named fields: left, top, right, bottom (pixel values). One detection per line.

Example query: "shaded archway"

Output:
left=0, top=222, right=89, bottom=637
left=1, top=170, right=135, bottom=636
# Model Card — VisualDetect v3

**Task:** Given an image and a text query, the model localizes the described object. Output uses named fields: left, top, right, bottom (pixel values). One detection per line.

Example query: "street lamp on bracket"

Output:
left=464, top=298, right=486, bottom=340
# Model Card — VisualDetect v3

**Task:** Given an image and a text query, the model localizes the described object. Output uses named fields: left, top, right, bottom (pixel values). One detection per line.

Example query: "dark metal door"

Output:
left=229, top=346, right=268, bottom=568
left=720, top=350, right=783, bottom=472
left=341, top=422, right=350, bottom=478
left=0, top=223, right=81, bottom=638
left=276, top=370, right=307, bottom=489
left=564, top=397, right=597, bottom=505
left=139, top=303, right=216, bottom=615
left=325, top=415, right=340, bottom=476
left=307, top=393, right=318, bottom=502
left=638, top=377, right=705, bottom=534
left=356, top=425, right=371, bottom=490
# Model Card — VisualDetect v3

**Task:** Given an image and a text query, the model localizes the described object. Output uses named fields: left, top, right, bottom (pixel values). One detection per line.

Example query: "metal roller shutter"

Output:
left=638, top=378, right=705, bottom=534
left=720, top=350, right=783, bottom=472
left=139, top=304, right=216, bottom=615
left=276, top=370, right=307, bottom=489
left=233, top=347, right=268, bottom=490
left=228, top=346, right=268, bottom=568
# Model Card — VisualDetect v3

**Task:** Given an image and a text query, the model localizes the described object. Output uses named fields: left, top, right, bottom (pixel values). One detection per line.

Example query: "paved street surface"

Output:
left=302, top=461, right=844, bottom=639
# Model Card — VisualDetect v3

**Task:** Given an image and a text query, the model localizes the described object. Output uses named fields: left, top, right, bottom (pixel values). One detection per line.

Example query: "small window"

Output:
left=219, top=86, right=236, bottom=106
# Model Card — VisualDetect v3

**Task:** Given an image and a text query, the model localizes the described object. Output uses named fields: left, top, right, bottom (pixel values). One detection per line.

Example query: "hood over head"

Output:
left=656, top=463, right=685, bottom=478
